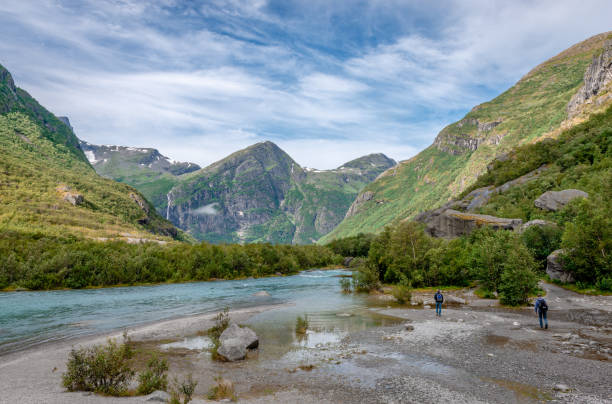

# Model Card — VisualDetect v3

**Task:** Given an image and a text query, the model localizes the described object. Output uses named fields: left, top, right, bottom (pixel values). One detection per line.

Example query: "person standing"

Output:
left=434, top=290, right=444, bottom=317
left=534, top=294, right=548, bottom=329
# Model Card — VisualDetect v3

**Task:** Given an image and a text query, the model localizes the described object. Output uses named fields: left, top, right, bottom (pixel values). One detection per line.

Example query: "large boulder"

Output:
left=418, top=209, right=522, bottom=238
left=216, top=324, right=259, bottom=362
left=534, top=189, right=588, bottom=211
left=546, top=249, right=575, bottom=283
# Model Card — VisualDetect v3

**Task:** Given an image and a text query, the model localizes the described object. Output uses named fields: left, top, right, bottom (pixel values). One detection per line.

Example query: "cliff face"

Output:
left=165, top=143, right=395, bottom=244
left=322, top=32, right=612, bottom=242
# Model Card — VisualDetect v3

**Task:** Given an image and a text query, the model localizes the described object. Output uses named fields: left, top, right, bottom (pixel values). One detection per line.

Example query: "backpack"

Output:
left=435, top=293, right=443, bottom=303
left=539, top=299, right=548, bottom=312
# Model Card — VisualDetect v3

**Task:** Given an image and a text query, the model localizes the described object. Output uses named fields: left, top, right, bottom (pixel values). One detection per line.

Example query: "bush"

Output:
left=339, top=277, right=352, bottom=293
left=62, top=334, right=135, bottom=396
left=352, top=264, right=379, bottom=292
left=392, top=282, right=412, bottom=305
left=596, top=277, right=612, bottom=291
left=168, top=374, right=197, bottom=404
left=137, top=354, right=168, bottom=395
left=295, top=315, right=309, bottom=335
left=499, top=266, right=538, bottom=306
left=521, top=224, right=562, bottom=271
left=561, top=197, right=612, bottom=285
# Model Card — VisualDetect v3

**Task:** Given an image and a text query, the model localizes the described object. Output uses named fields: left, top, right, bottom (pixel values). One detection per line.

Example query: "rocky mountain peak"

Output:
left=0, top=64, right=17, bottom=94
left=340, top=153, right=396, bottom=170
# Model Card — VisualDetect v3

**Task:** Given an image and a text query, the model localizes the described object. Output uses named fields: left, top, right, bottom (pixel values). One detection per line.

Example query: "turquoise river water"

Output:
left=0, top=269, right=395, bottom=355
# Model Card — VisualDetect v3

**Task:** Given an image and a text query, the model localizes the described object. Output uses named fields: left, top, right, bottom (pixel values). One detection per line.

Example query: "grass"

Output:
left=207, top=377, right=236, bottom=401
left=295, top=315, right=309, bottom=335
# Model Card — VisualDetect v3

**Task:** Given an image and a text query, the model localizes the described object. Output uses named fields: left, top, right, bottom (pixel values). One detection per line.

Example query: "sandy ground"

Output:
left=1, top=284, right=611, bottom=404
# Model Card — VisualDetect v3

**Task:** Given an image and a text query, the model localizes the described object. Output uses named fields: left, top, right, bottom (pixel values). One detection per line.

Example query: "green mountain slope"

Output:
left=166, top=141, right=395, bottom=244
left=322, top=32, right=612, bottom=242
left=0, top=64, right=181, bottom=241
left=79, top=140, right=200, bottom=212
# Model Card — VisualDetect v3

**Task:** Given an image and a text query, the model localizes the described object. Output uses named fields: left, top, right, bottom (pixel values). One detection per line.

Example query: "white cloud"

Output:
left=1, top=0, right=611, bottom=170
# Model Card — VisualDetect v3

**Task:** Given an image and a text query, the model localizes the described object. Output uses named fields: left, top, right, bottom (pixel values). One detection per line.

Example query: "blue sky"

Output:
left=1, top=1, right=611, bottom=168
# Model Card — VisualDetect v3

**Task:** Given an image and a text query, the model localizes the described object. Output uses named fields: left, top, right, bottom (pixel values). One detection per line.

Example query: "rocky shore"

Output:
left=1, top=284, right=610, bottom=404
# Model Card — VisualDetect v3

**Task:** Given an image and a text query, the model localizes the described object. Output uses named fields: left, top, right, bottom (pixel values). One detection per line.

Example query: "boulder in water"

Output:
left=253, top=291, right=270, bottom=297
left=217, top=324, right=259, bottom=362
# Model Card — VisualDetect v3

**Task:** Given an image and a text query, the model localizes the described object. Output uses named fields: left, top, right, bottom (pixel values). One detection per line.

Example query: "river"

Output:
left=0, top=269, right=394, bottom=356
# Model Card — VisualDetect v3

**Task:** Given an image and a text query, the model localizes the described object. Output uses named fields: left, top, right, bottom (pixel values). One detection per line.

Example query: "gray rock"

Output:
left=417, top=208, right=522, bottom=238
left=553, top=384, right=571, bottom=393
left=534, top=189, right=588, bottom=211
left=63, top=192, right=84, bottom=206
left=144, top=390, right=171, bottom=402
left=445, top=295, right=466, bottom=305
left=217, top=324, right=259, bottom=362
left=253, top=291, right=270, bottom=297
left=343, top=257, right=354, bottom=267
left=404, top=323, right=414, bottom=331
left=519, top=219, right=557, bottom=233
left=546, top=249, right=575, bottom=283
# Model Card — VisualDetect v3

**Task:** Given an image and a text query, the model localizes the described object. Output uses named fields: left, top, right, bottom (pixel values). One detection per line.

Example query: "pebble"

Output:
left=487, top=353, right=495, bottom=357
left=554, top=384, right=571, bottom=392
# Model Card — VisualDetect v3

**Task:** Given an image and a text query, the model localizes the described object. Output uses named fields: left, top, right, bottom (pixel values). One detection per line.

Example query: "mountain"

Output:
left=321, top=32, right=612, bottom=242
left=165, top=141, right=395, bottom=244
left=0, top=63, right=182, bottom=242
left=79, top=140, right=200, bottom=211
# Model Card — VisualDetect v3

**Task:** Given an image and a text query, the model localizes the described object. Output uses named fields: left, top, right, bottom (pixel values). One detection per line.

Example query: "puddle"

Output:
left=160, top=336, right=213, bottom=351
left=485, top=334, right=510, bottom=346
left=296, top=329, right=347, bottom=349
left=485, top=378, right=552, bottom=402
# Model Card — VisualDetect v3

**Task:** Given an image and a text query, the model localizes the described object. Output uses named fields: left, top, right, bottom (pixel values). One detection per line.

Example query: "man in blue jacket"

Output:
left=534, top=294, right=548, bottom=329
left=434, top=290, right=444, bottom=317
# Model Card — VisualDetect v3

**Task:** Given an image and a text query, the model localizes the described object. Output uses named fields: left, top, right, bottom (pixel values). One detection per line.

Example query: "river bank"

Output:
left=1, top=280, right=610, bottom=403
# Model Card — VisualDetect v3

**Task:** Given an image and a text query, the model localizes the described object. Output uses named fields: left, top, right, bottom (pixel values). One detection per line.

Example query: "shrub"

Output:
left=137, top=354, right=168, bottom=395
left=207, top=377, right=236, bottom=401
left=392, top=282, right=412, bottom=305
left=295, top=315, right=309, bottom=335
left=62, top=334, right=134, bottom=396
left=168, top=374, right=197, bottom=404
left=208, top=308, right=230, bottom=361
left=498, top=265, right=538, bottom=306
left=596, top=277, right=612, bottom=291
left=207, top=307, right=230, bottom=341
left=339, top=277, right=352, bottom=293
left=521, top=224, right=562, bottom=271
left=352, top=264, right=380, bottom=292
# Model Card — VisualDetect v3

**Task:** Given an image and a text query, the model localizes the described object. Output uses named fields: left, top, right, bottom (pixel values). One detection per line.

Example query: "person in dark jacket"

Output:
left=534, top=294, right=548, bottom=329
left=434, top=290, right=444, bottom=316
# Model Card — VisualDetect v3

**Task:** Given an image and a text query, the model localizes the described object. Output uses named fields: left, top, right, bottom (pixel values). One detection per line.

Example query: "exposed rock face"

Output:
left=416, top=208, right=522, bottom=238
left=344, top=191, right=375, bottom=218
left=63, top=192, right=84, bottom=206
left=217, top=324, right=259, bottom=362
left=129, top=192, right=150, bottom=214
left=58, top=116, right=73, bottom=131
left=433, top=117, right=503, bottom=155
left=567, top=39, right=612, bottom=117
left=546, top=249, right=574, bottom=283
left=445, top=295, right=466, bottom=305
left=519, top=219, right=557, bottom=233
left=166, top=143, right=394, bottom=244
left=534, top=189, right=588, bottom=211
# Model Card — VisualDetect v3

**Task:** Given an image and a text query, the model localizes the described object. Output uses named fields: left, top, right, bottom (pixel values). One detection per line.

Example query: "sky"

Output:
left=0, top=1, right=611, bottom=169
